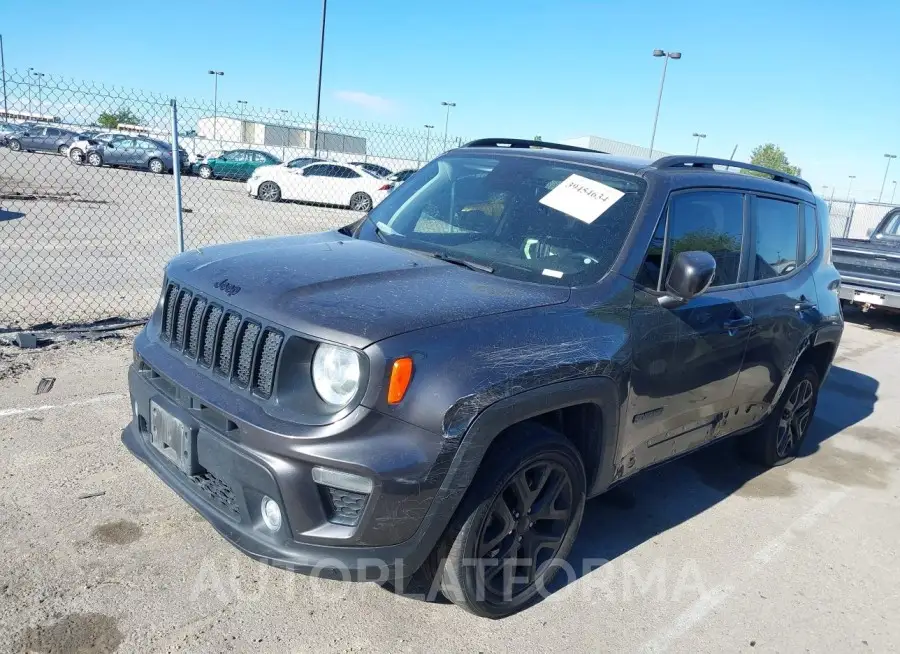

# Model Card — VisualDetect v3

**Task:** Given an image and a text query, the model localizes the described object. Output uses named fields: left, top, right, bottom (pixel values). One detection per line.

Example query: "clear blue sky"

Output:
left=2, top=0, right=898, bottom=200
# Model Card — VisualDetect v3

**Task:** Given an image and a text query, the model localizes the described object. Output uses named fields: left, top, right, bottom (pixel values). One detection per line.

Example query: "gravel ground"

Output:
left=0, top=149, right=357, bottom=328
left=0, top=315, right=898, bottom=653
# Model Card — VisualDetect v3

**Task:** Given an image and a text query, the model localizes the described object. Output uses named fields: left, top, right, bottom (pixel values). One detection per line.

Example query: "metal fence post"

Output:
left=170, top=99, right=185, bottom=253
left=842, top=200, right=854, bottom=238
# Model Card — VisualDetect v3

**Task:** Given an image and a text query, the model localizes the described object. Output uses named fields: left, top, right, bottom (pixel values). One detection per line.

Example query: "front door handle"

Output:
left=723, top=316, right=752, bottom=332
left=794, top=300, right=817, bottom=312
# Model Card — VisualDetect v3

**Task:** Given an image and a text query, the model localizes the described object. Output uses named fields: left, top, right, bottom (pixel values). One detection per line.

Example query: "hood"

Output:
left=166, top=232, right=570, bottom=348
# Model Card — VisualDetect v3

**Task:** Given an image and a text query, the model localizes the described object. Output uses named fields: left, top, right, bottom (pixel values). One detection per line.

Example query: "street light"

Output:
left=879, top=154, right=897, bottom=203
left=313, top=0, right=327, bottom=156
left=279, top=109, right=289, bottom=158
left=892, top=180, right=898, bottom=205
left=27, top=67, right=33, bottom=115
left=692, top=132, right=706, bottom=155
left=0, top=34, right=8, bottom=120
left=31, top=70, right=45, bottom=119
left=424, top=124, right=434, bottom=162
left=208, top=70, right=224, bottom=140
left=441, top=101, right=456, bottom=152
left=847, top=175, right=856, bottom=200
left=649, top=49, right=681, bottom=157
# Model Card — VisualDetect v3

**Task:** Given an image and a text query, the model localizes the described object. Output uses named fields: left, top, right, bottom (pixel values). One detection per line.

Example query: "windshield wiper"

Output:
left=428, top=251, right=494, bottom=274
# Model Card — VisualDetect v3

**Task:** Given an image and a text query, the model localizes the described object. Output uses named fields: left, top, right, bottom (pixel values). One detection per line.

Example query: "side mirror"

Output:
left=658, top=251, right=716, bottom=308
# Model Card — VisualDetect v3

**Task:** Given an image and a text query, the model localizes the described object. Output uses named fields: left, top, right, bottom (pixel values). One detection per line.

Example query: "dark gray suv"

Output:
left=85, top=136, right=189, bottom=173
left=6, top=125, right=79, bottom=154
left=123, top=138, right=843, bottom=618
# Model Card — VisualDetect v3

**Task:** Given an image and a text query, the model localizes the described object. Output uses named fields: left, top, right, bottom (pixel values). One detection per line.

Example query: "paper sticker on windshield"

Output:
left=538, top=174, right=624, bottom=224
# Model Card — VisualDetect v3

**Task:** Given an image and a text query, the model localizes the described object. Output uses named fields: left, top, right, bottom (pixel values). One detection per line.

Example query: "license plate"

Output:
left=149, top=401, right=198, bottom=474
left=854, top=292, right=884, bottom=305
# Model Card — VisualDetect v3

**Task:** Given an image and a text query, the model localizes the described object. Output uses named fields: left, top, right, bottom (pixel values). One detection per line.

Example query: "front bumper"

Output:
left=124, top=330, right=454, bottom=580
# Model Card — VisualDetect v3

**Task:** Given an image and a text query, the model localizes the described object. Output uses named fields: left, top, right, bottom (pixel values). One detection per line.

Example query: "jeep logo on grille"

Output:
left=213, top=278, right=242, bottom=296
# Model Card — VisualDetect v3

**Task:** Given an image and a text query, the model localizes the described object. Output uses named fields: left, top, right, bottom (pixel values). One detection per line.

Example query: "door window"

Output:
left=47, top=128, right=60, bottom=136
left=640, top=190, right=745, bottom=289
left=330, top=165, right=360, bottom=179
left=114, top=138, right=135, bottom=148
left=302, top=164, right=330, bottom=176
left=751, top=197, right=800, bottom=280
left=228, top=151, right=248, bottom=162
left=251, top=152, right=270, bottom=163
left=802, top=204, right=818, bottom=262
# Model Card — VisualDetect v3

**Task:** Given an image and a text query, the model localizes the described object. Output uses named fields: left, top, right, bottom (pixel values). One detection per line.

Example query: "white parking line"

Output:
left=639, top=490, right=848, bottom=653
left=0, top=393, right=125, bottom=418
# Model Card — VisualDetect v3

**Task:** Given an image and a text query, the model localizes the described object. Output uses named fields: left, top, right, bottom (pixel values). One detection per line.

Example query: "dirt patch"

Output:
left=0, top=348, right=32, bottom=382
left=92, top=520, right=142, bottom=546
left=14, top=613, right=123, bottom=653
left=0, top=190, right=109, bottom=204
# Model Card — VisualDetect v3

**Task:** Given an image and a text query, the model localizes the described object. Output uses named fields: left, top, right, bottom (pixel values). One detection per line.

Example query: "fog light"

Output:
left=261, top=496, right=282, bottom=532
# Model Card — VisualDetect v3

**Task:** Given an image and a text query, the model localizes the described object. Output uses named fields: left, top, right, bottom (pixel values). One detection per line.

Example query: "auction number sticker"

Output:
left=539, top=174, right=624, bottom=224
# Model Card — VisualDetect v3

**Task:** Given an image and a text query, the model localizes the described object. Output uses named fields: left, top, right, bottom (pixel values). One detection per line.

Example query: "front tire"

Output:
left=740, top=362, right=820, bottom=467
left=8, top=139, right=21, bottom=152
left=69, top=148, right=84, bottom=164
left=198, top=164, right=213, bottom=179
left=434, top=423, right=586, bottom=618
left=86, top=152, right=103, bottom=167
left=148, top=158, right=165, bottom=174
left=349, top=191, right=373, bottom=212
left=257, top=181, right=281, bottom=202
left=57, top=144, right=67, bottom=155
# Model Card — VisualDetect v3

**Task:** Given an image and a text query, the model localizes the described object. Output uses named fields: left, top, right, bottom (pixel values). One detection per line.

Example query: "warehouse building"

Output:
left=562, top=135, right=670, bottom=159
left=196, top=117, right=366, bottom=155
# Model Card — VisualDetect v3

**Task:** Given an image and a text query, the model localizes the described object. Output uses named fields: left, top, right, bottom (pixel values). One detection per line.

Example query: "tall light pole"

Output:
left=423, top=124, right=434, bottom=162
left=279, top=109, right=289, bottom=159
left=649, top=49, right=681, bottom=158
left=892, top=180, right=898, bottom=205
left=32, top=71, right=45, bottom=119
left=692, top=132, right=706, bottom=155
left=847, top=175, right=856, bottom=200
left=441, top=101, right=456, bottom=151
left=879, top=154, right=897, bottom=203
left=0, top=34, right=7, bottom=119
left=313, top=0, right=327, bottom=156
left=236, top=100, right=247, bottom=120
left=208, top=70, right=224, bottom=140
left=27, top=67, right=33, bottom=115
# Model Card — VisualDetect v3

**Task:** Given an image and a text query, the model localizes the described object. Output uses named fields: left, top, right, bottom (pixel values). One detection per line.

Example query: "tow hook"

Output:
left=861, top=302, right=872, bottom=313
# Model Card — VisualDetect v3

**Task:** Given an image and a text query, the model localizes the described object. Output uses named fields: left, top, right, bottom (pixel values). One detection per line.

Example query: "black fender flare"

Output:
left=401, top=376, right=621, bottom=572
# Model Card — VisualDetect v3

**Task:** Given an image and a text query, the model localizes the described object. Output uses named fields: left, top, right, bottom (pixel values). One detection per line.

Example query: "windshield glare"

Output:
left=364, top=153, right=646, bottom=286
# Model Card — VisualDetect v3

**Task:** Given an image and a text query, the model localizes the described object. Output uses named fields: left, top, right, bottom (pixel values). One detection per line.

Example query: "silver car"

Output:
left=84, top=136, right=189, bottom=174
left=6, top=125, right=79, bottom=154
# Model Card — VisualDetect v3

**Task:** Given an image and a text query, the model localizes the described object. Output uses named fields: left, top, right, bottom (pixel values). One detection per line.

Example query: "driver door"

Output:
left=626, top=189, right=755, bottom=469
left=104, top=137, right=132, bottom=164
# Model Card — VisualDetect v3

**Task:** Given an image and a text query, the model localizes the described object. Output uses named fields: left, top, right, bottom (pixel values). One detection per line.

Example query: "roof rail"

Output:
left=462, top=138, right=606, bottom=154
left=652, top=155, right=812, bottom=192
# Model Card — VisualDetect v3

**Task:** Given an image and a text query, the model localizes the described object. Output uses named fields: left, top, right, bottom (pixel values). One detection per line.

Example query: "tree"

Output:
left=97, top=107, right=142, bottom=129
left=745, top=143, right=801, bottom=177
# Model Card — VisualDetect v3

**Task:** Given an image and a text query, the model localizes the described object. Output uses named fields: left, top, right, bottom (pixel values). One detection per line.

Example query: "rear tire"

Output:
left=258, top=181, right=281, bottom=202
left=349, top=192, right=373, bottom=212
left=8, top=139, right=21, bottom=152
left=198, top=164, right=213, bottom=179
left=149, top=158, right=165, bottom=174
left=69, top=147, right=84, bottom=164
left=740, top=362, right=820, bottom=467
left=86, top=152, right=103, bottom=167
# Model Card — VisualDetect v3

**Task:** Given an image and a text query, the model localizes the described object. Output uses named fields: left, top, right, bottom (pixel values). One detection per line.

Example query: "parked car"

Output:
left=6, top=125, right=80, bottom=154
left=0, top=122, right=25, bottom=146
left=67, top=132, right=127, bottom=164
left=192, top=149, right=282, bottom=181
left=832, top=206, right=900, bottom=312
left=124, top=138, right=842, bottom=618
left=84, top=136, right=189, bottom=173
left=247, top=161, right=393, bottom=210
left=349, top=161, right=393, bottom=178
left=385, top=168, right=418, bottom=185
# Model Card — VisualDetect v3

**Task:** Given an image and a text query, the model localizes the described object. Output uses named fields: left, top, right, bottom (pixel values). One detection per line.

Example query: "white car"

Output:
left=67, top=132, right=126, bottom=164
left=246, top=161, right=393, bottom=211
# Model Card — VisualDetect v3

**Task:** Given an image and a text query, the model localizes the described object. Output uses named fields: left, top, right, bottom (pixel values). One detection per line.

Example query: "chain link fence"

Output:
left=0, top=69, right=463, bottom=329
left=825, top=198, right=898, bottom=240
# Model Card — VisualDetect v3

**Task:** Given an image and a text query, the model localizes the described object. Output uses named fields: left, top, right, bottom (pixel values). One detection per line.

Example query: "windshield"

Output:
left=362, top=152, right=646, bottom=286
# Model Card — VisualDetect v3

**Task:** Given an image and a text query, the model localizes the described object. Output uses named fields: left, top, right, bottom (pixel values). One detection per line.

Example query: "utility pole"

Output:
left=313, top=0, right=327, bottom=156
left=0, top=35, right=7, bottom=119
left=208, top=70, right=224, bottom=139
left=423, top=124, right=434, bottom=162
left=441, top=101, right=456, bottom=151
left=649, top=49, right=681, bottom=157
left=879, top=154, right=897, bottom=203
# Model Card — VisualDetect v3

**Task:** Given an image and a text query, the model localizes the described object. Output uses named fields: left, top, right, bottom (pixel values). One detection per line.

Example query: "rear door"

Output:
left=742, top=194, right=820, bottom=409
left=43, top=128, right=63, bottom=151
left=247, top=152, right=272, bottom=179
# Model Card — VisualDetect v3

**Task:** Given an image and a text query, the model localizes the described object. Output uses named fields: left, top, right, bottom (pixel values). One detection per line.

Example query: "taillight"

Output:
left=378, top=184, right=394, bottom=191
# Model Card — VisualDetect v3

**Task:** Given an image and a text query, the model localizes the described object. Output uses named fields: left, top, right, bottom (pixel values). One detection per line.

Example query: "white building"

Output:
left=562, top=135, right=670, bottom=159
left=195, top=116, right=366, bottom=155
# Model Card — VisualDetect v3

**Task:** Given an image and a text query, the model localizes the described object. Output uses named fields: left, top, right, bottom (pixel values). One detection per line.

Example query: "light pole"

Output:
left=208, top=70, right=224, bottom=140
left=892, top=180, right=898, bottom=205
left=879, top=154, right=897, bottom=203
left=692, top=132, right=706, bottom=155
left=424, top=124, right=434, bottom=162
left=649, top=49, right=681, bottom=157
left=0, top=34, right=7, bottom=119
left=236, top=100, right=247, bottom=120
left=847, top=175, right=856, bottom=200
left=441, top=101, right=456, bottom=152
left=313, top=0, right=327, bottom=156
left=279, top=109, right=289, bottom=159
left=27, top=67, right=33, bottom=115
left=32, top=70, right=45, bottom=119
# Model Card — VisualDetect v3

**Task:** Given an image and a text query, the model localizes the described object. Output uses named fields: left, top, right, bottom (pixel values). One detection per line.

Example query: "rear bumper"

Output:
left=123, top=330, right=456, bottom=580
left=838, top=281, right=900, bottom=309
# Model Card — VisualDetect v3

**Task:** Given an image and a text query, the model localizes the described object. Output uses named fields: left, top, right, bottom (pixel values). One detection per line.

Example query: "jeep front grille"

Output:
left=161, top=282, right=283, bottom=398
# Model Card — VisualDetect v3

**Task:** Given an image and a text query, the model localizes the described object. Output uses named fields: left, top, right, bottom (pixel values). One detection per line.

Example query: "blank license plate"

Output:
left=854, top=292, right=884, bottom=305
left=150, top=401, right=198, bottom=474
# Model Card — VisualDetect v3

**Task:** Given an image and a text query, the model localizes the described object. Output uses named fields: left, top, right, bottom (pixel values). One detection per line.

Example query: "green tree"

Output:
left=744, top=143, right=801, bottom=177
left=97, top=107, right=142, bottom=129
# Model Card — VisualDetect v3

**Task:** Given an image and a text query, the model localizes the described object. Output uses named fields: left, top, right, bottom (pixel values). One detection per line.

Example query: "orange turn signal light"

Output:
left=387, top=357, right=414, bottom=404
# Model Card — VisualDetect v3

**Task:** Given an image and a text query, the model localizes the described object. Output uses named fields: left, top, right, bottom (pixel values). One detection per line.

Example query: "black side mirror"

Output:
left=658, top=251, right=716, bottom=308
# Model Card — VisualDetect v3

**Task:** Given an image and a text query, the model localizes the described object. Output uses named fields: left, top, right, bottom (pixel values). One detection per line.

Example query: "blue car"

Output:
left=84, top=136, right=189, bottom=174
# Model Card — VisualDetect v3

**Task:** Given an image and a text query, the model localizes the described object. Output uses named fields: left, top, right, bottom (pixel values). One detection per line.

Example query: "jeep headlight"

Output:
left=311, top=344, right=361, bottom=407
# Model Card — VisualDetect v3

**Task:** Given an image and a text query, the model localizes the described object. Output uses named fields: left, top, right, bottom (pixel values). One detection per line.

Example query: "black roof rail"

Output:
left=651, top=155, right=812, bottom=192
left=462, top=138, right=607, bottom=154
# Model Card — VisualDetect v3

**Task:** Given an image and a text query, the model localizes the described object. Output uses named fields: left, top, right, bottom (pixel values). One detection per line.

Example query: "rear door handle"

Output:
left=723, top=316, right=751, bottom=331
left=794, top=301, right=817, bottom=311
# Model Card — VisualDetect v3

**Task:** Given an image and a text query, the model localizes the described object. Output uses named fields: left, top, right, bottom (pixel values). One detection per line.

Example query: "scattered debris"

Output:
left=36, top=377, right=56, bottom=394
left=77, top=491, right=106, bottom=500
left=14, top=333, right=38, bottom=349
left=26, top=416, right=43, bottom=422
